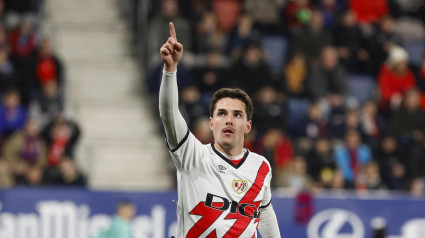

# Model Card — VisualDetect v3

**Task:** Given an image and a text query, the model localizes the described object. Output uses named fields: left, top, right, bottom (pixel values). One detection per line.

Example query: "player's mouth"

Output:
left=222, top=127, right=235, bottom=136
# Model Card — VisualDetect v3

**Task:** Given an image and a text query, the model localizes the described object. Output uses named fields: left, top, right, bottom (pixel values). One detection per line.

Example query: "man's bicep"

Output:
left=259, top=204, right=281, bottom=238
left=162, top=110, right=188, bottom=149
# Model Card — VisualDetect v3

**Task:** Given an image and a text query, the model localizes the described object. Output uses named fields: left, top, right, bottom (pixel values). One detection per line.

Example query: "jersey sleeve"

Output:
left=159, top=69, right=205, bottom=171
left=167, top=131, right=206, bottom=171
left=159, top=70, right=188, bottom=149
left=258, top=163, right=281, bottom=237
left=258, top=204, right=281, bottom=238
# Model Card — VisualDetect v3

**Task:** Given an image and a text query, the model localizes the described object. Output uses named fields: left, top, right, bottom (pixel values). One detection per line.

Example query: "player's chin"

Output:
left=220, top=138, right=235, bottom=147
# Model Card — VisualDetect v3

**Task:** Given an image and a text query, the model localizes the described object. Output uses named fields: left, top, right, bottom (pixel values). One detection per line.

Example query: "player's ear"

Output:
left=209, top=117, right=214, bottom=131
left=245, top=120, right=252, bottom=134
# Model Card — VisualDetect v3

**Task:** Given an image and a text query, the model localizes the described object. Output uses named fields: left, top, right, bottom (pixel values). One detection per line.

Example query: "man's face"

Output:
left=210, top=98, right=251, bottom=152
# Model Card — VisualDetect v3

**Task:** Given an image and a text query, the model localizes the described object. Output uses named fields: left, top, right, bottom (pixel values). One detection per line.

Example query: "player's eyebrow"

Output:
left=217, top=108, right=244, bottom=114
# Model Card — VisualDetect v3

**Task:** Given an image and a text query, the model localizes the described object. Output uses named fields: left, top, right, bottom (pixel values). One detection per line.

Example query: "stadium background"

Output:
left=0, top=0, right=425, bottom=237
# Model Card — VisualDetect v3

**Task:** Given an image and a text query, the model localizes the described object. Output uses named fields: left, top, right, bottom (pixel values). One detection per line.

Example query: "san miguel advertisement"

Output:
left=0, top=188, right=424, bottom=238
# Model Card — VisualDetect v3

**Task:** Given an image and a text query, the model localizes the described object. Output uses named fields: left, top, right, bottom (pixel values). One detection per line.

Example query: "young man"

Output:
left=96, top=200, right=136, bottom=238
left=159, top=22, right=281, bottom=237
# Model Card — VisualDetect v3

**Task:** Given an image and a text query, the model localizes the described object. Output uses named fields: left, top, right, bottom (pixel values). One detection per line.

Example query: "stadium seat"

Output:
left=261, top=36, right=289, bottom=74
left=404, top=40, right=425, bottom=67
left=347, top=74, right=377, bottom=105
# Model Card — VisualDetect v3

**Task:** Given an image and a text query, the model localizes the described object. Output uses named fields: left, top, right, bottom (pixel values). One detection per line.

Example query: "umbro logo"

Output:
left=218, top=165, right=227, bottom=174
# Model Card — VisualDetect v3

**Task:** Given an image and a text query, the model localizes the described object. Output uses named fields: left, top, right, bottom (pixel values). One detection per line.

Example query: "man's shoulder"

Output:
left=246, top=150, right=272, bottom=170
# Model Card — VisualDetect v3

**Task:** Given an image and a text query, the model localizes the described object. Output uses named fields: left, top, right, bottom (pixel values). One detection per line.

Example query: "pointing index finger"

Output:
left=169, top=22, right=177, bottom=40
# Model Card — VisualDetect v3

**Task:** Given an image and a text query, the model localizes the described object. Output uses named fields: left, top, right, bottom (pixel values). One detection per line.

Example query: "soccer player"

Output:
left=159, top=22, right=281, bottom=237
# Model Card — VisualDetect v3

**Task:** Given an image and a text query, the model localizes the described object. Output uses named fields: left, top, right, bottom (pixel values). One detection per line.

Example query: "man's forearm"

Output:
left=258, top=204, right=281, bottom=238
left=159, top=69, right=188, bottom=149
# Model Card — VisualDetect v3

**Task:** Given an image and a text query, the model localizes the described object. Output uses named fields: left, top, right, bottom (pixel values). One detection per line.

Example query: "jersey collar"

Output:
left=211, top=143, right=249, bottom=169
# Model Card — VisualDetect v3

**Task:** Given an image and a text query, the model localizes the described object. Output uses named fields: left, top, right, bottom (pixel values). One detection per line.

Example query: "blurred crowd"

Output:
left=0, top=0, right=85, bottom=188
left=145, top=0, right=425, bottom=196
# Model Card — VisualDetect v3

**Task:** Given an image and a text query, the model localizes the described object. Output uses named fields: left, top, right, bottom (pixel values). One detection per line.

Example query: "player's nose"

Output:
left=225, top=118, right=233, bottom=125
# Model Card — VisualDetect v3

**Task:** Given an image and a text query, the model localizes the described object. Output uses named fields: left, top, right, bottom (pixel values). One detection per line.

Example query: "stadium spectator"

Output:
left=289, top=102, right=327, bottom=139
left=22, top=164, right=43, bottom=186
left=282, top=0, right=314, bottom=31
left=272, top=130, right=295, bottom=173
left=410, top=178, right=424, bottom=197
left=359, top=161, right=386, bottom=190
left=231, top=43, right=273, bottom=95
left=349, top=0, right=389, bottom=24
left=0, top=89, right=27, bottom=139
left=307, top=46, right=347, bottom=118
left=225, top=14, right=260, bottom=58
left=147, top=0, right=192, bottom=69
left=334, top=129, right=372, bottom=183
left=194, top=12, right=226, bottom=54
left=283, top=52, right=308, bottom=98
left=29, top=80, right=64, bottom=127
left=306, top=137, right=336, bottom=184
left=391, top=89, right=425, bottom=139
left=3, top=119, right=45, bottom=181
left=333, top=10, right=371, bottom=73
left=378, top=45, right=415, bottom=111
left=96, top=200, right=137, bottom=238
left=56, top=158, right=86, bottom=186
left=329, top=108, right=360, bottom=139
left=374, top=135, right=405, bottom=190
left=278, top=155, right=314, bottom=190
left=192, top=49, right=229, bottom=103
left=211, top=0, right=242, bottom=34
left=258, top=129, right=294, bottom=175
left=329, top=169, right=351, bottom=189
left=316, top=0, right=346, bottom=29
left=8, top=19, right=36, bottom=60
left=179, top=85, right=208, bottom=130
left=406, top=135, right=425, bottom=180
left=370, top=15, right=404, bottom=75
left=252, top=86, right=286, bottom=135
left=292, top=10, right=333, bottom=63
left=360, top=101, right=388, bottom=150
left=243, top=0, right=283, bottom=34
left=41, top=114, right=81, bottom=166
left=23, top=37, right=64, bottom=103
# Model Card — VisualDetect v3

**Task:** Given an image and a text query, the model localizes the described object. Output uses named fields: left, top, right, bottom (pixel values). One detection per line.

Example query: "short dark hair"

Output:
left=210, top=88, right=253, bottom=121
left=116, top=199, right=135, bottom=213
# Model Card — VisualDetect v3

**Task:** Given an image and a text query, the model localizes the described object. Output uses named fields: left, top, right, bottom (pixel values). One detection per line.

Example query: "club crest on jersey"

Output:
left=232, top=179, right=248, bottom=194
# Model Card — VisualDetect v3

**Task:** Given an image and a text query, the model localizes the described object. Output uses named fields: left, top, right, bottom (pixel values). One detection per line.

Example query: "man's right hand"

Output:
left=160, top=22, right=183, bottom=72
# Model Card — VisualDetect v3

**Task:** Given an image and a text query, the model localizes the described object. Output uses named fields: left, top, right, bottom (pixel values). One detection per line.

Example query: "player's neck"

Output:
left=214, top=141, right=244, bottom=157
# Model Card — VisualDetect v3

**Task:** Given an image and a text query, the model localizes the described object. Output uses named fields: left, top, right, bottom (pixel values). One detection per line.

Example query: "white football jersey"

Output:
left=168, top=130, right=273, bottom=238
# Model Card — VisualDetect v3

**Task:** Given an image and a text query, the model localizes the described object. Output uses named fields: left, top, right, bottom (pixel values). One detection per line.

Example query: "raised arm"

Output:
left=159, top=22, right=188, bottom=149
